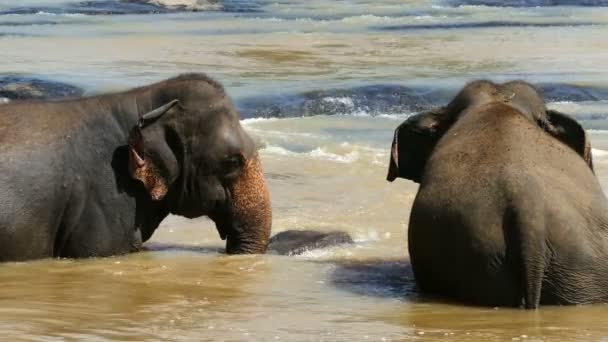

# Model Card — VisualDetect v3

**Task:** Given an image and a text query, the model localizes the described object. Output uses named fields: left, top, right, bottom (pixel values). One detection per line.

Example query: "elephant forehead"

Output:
left=217, top=123, right=256, bottom=156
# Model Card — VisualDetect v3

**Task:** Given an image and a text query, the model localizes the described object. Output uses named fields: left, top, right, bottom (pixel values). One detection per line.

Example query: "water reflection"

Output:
left=377, top=302, right=608, bottom=340
left=329, top=259, right=416, bottom=300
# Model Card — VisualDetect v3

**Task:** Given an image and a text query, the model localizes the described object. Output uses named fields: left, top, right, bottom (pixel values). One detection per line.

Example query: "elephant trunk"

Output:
left=222, top=154, right=272, bottom=254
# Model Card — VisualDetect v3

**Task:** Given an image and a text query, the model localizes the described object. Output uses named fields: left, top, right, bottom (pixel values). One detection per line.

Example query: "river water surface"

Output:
left=1, top=0, right=608, bottom=340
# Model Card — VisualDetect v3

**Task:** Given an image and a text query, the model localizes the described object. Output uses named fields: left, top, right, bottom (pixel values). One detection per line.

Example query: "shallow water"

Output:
left=2, top=0, right=608, bottom=340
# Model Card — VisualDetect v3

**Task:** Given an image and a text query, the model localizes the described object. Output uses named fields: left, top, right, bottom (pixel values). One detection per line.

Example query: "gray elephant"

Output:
left=387, top=80, right=605, bottom=308
left=267, top=230, right=353, bottom=256
left=0, top=73, right=271, bottom=261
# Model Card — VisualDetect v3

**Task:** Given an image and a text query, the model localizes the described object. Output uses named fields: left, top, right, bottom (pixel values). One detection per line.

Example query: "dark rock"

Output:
left=236, top=84, right=451, bottom=119
left=0, top=76, right=84, bottom=101
left=376, top=21, right=594, bottom=31
left=537, top=83, right=608, bottom=103
left=0, top=0, right=265, bottom=16
left=236, top=82, right=608, bottom=119
left=448, top=0, right=608, bottom=7
left=0, top=1, right=170, bottom=15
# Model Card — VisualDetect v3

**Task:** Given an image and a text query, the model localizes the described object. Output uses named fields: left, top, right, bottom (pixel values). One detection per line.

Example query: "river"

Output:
left=1, top=0, right=608, bottom=340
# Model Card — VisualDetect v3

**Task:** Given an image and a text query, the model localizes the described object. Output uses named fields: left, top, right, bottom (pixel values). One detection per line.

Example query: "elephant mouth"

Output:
left=214, top=218, right=230, bottom=241
left=210, top=187, right=234, bottom=241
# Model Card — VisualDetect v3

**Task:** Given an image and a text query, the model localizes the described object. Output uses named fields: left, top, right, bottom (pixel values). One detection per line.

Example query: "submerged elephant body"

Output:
left=388, top=80, right=608, bottom=308
left=267, top=230, right=354, bottom=256
left=0, top=73, right=271, bottom=261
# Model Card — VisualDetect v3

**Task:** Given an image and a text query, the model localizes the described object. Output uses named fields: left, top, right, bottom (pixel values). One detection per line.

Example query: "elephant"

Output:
left=267, top=230, right=354, bottom=256
left=0, top=73, right=271, bottom=261
left=387, top=80, right=606, bottom=308
left=144, top=229, right=355, bottom=256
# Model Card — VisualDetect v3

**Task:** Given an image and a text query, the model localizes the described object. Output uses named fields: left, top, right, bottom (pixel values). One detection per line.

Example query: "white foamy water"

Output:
left=593, top=148, right=608, bottom=157
left=1, top=0, right=608, bottom=341
left=259, top=145, right=361, bottom=163
left=147, top=0, right=222, bottom=11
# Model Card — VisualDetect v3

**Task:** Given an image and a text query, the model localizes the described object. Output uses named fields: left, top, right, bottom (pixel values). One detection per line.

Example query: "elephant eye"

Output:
left=221, top=154, right=244, bottom=176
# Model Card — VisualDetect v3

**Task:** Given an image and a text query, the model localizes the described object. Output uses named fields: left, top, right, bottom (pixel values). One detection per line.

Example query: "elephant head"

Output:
left=387, top=80, right=594, bottom=183
left=542, top=109, right=594, bottom=171
left=386, top=107, right=451, bottom=183
left=127, top=88, right=271, bottom=254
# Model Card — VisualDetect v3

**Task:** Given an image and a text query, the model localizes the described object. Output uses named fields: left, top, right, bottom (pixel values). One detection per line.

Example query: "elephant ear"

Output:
left=128, top=100, right=181, bottom=200
left=544, top=109, right=594, bottom=172
left=387, top=107, right=451, bottom=183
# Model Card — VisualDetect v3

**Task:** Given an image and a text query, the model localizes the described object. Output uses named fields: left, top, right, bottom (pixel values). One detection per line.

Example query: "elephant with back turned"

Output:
left=0, top=73, right=271, bottom=261
left=387, top=80, right=608, bottom=308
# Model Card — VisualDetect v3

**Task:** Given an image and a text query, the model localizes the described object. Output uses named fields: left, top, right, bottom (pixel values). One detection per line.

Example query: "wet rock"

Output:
left=0, top=0, right=264, bottom=15
left=376, top=21, right=593, bottom=31
left=236, top=84, right=452, bottom=119
left=0, top=76, right=84, bottom=101
left=0, top=1, right=170, bottom=15
left=267, top=230, right=354, bottom=256
left=0, top=21, right=60, bottom=27
left=236, top=82, right=608, bottom=119
left=134, top=0, right=264, bottom=12
left=143, top=0, right=222, bottom=11
left=448, top=0, right=608, bottom=7
left=537, top=83, right=608, bottom=103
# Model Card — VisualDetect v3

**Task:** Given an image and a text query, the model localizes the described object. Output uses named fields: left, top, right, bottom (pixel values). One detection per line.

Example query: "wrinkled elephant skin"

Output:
left=388, top=80, right=605, bottom=308
left=0, top=73, right=272, bottom=261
